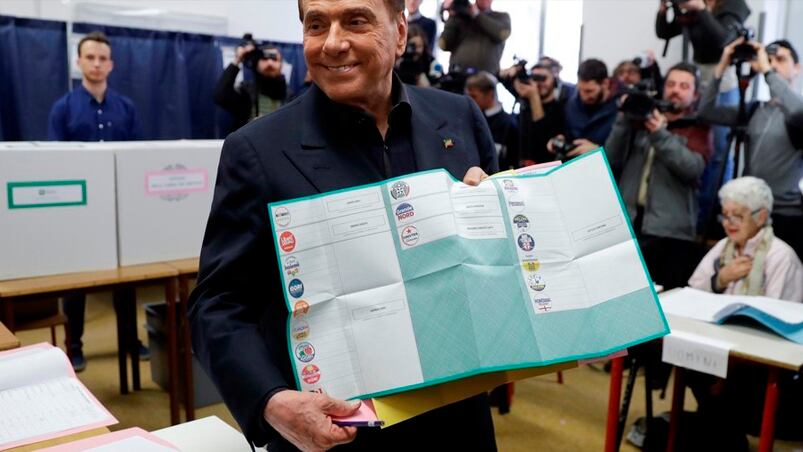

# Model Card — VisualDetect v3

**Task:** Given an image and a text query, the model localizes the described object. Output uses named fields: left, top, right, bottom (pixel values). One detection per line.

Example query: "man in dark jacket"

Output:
left=465, top=71, right=519, bottom=170
left=214, top=43, right=287, bottom=132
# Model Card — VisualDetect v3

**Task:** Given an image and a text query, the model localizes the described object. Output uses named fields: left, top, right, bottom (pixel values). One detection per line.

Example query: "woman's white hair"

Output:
left=718, top=176, right=774, bottom=214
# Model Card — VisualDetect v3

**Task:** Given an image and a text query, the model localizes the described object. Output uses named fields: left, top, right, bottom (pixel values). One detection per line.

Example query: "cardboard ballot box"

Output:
left=0, top=145, right=118, bottom=280
left=113, top=140, right=223, bottom=266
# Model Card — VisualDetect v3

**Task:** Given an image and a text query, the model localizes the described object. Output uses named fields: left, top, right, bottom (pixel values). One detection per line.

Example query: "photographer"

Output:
left=465, top=72, right=519, bottom=170
left=655, top=0, right=750, bottom=82
left=214, top=39, right=287, bottom=131
left=396, top=24, right=437, bottom=87
left=547, top=59, right=618, bottom=160
left=605, top=63, right=712, bottom=288
left=698, top=38, right=803, bottom=259
left=406, top=0, right=437, bottom=53
left=439, top=0, right=511, bottom=74
left=613, top=50, right=663, bottom=98
left=500, top=61, right=568, bottom=165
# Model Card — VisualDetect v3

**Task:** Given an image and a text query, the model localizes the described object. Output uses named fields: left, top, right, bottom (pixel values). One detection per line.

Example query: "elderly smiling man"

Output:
left=189, top=0, right=499, bottom=450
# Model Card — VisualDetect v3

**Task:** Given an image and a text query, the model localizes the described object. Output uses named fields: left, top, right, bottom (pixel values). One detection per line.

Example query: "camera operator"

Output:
left=465, top=72, right=519, bottom=170
left=614, top=50, right=664, bottom=98
left=698, top=38, right=803, bottom=259
left=546, top=59, right=618, bottom=161
left=406, top=0, right=436, bottom=53
left=214, top=38, right=287, bottom=131
left=606, top=62, right=713, bottom=289
left=439, top=0, right=511, bottom=74
left=396, top=24, right=437, bottom=87
left=500, top=61, right=568, bottom=165
left=656, top=0, right=750, bottom=82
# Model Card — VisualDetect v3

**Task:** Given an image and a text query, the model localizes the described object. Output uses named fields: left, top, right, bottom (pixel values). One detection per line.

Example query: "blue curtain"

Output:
left=0, top=16, right=68, bottom=141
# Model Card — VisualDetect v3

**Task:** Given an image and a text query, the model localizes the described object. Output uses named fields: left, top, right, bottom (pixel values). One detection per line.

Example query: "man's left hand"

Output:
left=567, top=139, right=599, bottom=157
left=644, top=109, right=668, bottom=133
left=751, top=41, right=772, bottom=75
left=463, top=166, right=489, bottom=185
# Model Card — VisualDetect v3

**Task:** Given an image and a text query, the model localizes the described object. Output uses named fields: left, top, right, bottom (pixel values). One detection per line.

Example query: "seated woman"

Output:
left=688, top=176, right=803, bottom=302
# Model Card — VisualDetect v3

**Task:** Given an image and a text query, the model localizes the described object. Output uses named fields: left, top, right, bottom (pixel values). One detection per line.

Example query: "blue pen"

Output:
left=333, top=420, right=385, bottom=427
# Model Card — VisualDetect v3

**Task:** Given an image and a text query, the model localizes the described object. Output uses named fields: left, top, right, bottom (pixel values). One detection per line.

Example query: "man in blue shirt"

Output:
left=47, top=32, right=143, bottom=372
left=48, top=31, right=142, bottom=141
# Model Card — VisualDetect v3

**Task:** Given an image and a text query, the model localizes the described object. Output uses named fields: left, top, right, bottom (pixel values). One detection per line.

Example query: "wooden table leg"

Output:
left=125, top=288, right=141, bottom=392
left=605, top=356, right=625, bottom=452
left=166, top=277, right=180, bottom=425
left=113, top=292, right=129, bottom=395
left=179, top=275, right=195, bottom=421
left=758, top=367, right=780, bottom=452
left=666, top=366, right=685, bottom=452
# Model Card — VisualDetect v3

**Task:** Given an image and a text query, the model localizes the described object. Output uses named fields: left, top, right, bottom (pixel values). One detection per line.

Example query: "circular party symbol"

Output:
left=401, top=226, right=420, bottom=246
left=274, top=206, right=291, bottom=227
left=521, top=259, right=541, bottom=272
left=301, top=364, right=321, bottom=384
left=395, top=202, right=415, bottom=221
left=517, top=233, right=535, bottom=252
left=508, top=197, right=525, bottom=212
left=288, top=278, right=304, bottom=299
left=279, top=231, right=296, bottom=252
left=528, top=274, right=546, bottom=291
left=292, top=321, right=310, bottom=341
left=390, top=181, right=410, bottom=200
left=512, top=214, right=530, bottom=232
left=295, top=342, right=316, bottom=362
left=293, top=300, right=310, bottom=318
left=284, top=256, right=300, bottom=277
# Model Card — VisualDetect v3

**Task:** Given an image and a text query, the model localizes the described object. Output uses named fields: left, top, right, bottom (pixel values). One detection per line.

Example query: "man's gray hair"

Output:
left=465, top=71, right=499, bottom=94
left=718, top=176, right=774, bottom=214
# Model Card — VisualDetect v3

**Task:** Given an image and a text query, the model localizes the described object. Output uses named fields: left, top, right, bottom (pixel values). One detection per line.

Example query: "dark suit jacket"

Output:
left=189, top=83, right=499, bottom=449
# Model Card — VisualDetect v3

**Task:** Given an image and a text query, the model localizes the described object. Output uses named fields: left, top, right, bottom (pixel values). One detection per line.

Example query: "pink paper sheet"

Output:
left=331, top=399, right=380, bottom=423
left=0, top=343, right=118, bottom=450
left=37, top=428, right=178, bottom=451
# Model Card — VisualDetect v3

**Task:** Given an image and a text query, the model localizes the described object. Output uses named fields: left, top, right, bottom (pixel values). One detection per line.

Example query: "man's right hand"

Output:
left=717, top=256, right=753, bottom=288
left=513, top=78, right=538, bottom=100
left=264, top=390, right=360, bottom=451
left=234, top=44, right=256, bottom=65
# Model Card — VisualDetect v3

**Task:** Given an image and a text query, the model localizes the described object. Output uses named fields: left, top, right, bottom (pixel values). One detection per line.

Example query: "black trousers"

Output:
left=63, top=287, right=140, bottom=353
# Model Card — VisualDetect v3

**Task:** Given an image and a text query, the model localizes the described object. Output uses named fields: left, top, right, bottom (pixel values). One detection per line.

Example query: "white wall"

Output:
left=0, top=0, right=303, bottom=43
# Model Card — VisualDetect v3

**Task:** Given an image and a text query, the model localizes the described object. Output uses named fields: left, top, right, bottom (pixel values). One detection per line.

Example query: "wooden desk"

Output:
left=0, top=321, right=20, bottom=350
left=604, top=312, right=803, bottom=452
left=0, top=264, right=180, bottom=422
left=164, top=258, right=199, bottom=423
left=7, top=427, right=111, bottom=451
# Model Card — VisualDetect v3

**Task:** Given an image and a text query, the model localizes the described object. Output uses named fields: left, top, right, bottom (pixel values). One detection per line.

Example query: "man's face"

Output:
left=466, top=87, right=494, bottom=111
left=532, top=67, right=555, bottom=98
left=77, top=41, right=113, bottom=84
left=576, top=79, right=607, bottom=106
left=616, top=64, right=641, bottom=86
left=406, top=0, right=422, bottom=14
left=257, top=50, right=283, bottom=78
left=302, top=0, right=406, bottom=109
left=768, top=46, right=800, bottom=84
left=476, top=0, right=492, bottom=12
left=663, top=69, right=697, bottom=111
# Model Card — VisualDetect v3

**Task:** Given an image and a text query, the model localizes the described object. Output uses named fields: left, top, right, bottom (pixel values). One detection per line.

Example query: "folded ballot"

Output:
left=661, top=287, right=803, bottom=343
left=268, top=150, right=669, bottom=400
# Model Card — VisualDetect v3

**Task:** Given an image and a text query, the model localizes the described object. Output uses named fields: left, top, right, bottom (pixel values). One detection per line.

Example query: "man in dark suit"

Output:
left=189, top=0, right=499, bottom=450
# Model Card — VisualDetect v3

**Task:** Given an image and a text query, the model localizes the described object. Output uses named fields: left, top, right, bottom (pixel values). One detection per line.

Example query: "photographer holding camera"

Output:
left=605, top=63, right=713, bottom=289
left=214, top=35, right=287, bottom=131
left=396, top=24, right=437, bottom=87
left=656, top=0, right=750, bottom=82
left=439, top=0, right=511, bottom=74
left=499, top=60, right=568, bottom=165
left=698, top=38, right=803, bottom=259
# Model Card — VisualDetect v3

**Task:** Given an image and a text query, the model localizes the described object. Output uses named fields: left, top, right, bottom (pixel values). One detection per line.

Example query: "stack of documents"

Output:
left=661, top=288, right=803, bottom=343
left=0, top=343, right=117, bottom=450
left=269, top=150, right=669, bottom=401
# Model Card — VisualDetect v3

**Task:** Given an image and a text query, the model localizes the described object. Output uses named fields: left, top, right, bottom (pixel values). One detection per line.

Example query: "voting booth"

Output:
left=113, top=140, right=223, bottom=266
left=0, top=144, right=118, bottom=280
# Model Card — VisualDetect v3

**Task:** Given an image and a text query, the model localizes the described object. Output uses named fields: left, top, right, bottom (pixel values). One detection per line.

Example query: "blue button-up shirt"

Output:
left=47, top=84, right=142, bottom=141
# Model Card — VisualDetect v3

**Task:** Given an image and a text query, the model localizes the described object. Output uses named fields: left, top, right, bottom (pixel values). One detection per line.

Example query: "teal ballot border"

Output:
left=7, top=180, right=87, bottom=209
left=268, top=148, right=670, bottom=399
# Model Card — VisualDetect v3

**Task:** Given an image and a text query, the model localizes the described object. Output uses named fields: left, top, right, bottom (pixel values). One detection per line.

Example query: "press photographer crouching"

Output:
left=500, top=59, right=569, bottom=165
left=214, top=34, right=287, bottom=131
left=605, top=62, right=713, bottom=290
left=395, top=25, right=438, bottom=87
left=698, top=38, right=803, bottom=260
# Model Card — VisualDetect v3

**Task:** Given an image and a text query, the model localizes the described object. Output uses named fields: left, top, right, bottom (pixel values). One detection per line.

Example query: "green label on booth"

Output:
left=7, top=180, right=87, bottom=209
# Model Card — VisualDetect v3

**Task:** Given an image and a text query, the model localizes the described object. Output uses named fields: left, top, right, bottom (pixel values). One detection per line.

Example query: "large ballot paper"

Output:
left=268, top=150, right=669, bottom=400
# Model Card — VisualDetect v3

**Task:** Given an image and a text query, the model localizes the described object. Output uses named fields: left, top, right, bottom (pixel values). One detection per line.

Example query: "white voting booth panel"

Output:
left=114, top=140, right=223, bottom=266
left=0, top=146, right=118, bottom=280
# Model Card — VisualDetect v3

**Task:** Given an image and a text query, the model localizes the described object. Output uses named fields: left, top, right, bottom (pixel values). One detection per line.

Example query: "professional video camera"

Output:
left=619, top=80, right=675, bottom=121
left=551, top=136, right=577, bottom=161
left=240, top=33, right=280, bottom=70
left=508, top=57, right=548, bottom=83
left=434, top=64, right=476, bottom=94
left=727, top=25, right=757, bottom=64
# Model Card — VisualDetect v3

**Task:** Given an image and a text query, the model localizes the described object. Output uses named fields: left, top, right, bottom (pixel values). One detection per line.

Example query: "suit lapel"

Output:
left=408, top=89, right=466, bottom=178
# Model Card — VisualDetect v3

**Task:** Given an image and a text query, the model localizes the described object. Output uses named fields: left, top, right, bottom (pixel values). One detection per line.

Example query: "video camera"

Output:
left=551, top=136, right=577, bottom=161
left=619, top=80, right=675, bottom=121
left=434, top=64, right=477, bottom=94
left=441, top=0, right=473, bottom=21
left=240, top=33, right=280, bottom=70
left=728, top=25, right=757, bottom=64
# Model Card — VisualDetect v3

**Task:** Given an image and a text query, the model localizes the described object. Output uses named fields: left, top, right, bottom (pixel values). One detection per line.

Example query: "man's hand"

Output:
left=683, top=0, right=707, bottom=12
left=644, top=109, right=668, bottom=133
left=715, top=37, right=743, bottom=78
left=546, top=135, right=564, bottom=154
left=234, top=44, right=255, bottom=65
left=513, top=78, right=538, bottom=100
left=463, top=166, right=489, bottom=185
left=264, top=390, right=360, bottom=452
left=751, top=41, right=772, bottom=75
left=566, top=139, right=599, bottom=157
left=717, top=256, right=753, bottom=288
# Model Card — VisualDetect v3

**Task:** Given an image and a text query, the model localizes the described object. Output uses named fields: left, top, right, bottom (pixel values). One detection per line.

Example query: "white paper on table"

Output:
left=661, top=288, right=803, bottom=324
left=662, top=331, right=732, bottom=378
